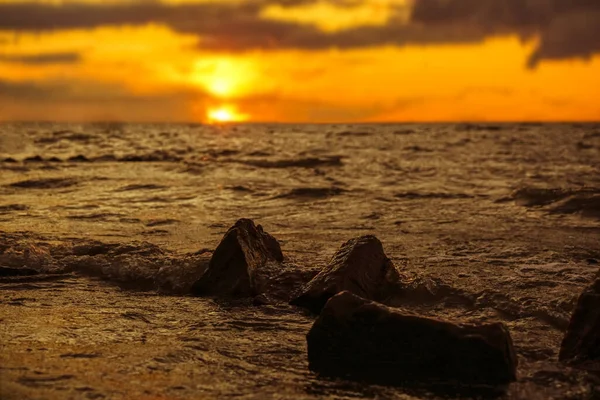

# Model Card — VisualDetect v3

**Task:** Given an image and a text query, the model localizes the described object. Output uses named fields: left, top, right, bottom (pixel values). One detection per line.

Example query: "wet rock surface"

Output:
left=307, top=291, right=518, bottom=388
left=291, top=235, right=401, bottom=313
left=560, top=277, right=600, bottom=367
left=191, top=219, right=284, bottom=298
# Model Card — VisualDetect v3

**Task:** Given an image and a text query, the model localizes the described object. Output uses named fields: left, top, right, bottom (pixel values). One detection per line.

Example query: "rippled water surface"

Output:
left=1, top=123, right=600, bottom=399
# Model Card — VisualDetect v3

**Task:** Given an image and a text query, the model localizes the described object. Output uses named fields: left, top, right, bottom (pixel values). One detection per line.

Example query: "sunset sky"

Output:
left=0, top=0, right=599, bottom=123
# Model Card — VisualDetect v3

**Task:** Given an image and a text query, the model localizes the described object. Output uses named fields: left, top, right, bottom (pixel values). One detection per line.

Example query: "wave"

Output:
left=23, top=156, right=45, bottom=163
left=145, top=219, right=179, bottom=227
left=456, top=124, right=503, bottom=132
left=117, top=151, right=183, bottom=163
left=395, top=192, right=476, bottom=200
left=35, top=130, right=96, bottom=145
left=403, top=145, right=434, bottom=153
left=335, top=131, right=372, bottom=137
left=3, top=152, right=345, bottom=170
left=1, top=151, right=184, bottom=164
left=8, top=178, right=78, bottom=189
left=394, top=129, right=416, bottom=135
left=0, top=235, right=210, bottom=294
left=583, top=130, right=600, bottom=139
left=66, top=213, right=124, bottom=221
left=0, top=231, right=582, bottom=331
left=0, top=204, right=29, bottom=213
left=273, top=187, right=346, bottom=200
left=67, top=155, right=91, bottom=162
left=237, top=156, right=343, bottom=169
left=550, top=194, right=600, bottom=219
left=505, top=187, right=600, bottom=220
left=115, top=184, right=169, bottom=192
left=390, top=276, right=571, bottom=330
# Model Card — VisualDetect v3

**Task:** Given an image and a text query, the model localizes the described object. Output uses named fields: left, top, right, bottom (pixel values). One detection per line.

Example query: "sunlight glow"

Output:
left=191, top=57, right=260, bottom=98
left=260, top=0, right=412, bottom=32
left=207, top=105, right=249, bottom=123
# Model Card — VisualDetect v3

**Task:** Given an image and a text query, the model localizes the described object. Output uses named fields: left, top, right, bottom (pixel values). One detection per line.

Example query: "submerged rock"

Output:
left=191, top=219, right=283, bottom=297
left=290, top=235, right=400, bottom=313
left=560, top=278, right=600, bottom=365
left=307, top=291, right=518, bottom=387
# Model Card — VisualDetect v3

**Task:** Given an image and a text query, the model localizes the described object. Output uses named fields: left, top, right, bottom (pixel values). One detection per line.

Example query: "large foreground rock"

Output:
left=307, top=292, right=518, bottom=386
left=190, top=219, right=283, bottom=297
left=290, top=235, right=401, bottom=313
left=560, top=277, right=600, bottom=365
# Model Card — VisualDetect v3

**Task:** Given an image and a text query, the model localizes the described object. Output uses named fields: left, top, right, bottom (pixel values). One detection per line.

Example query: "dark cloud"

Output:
left=0, top=78, right=198, bottom=103
left=0, top=52, right=81, bottom=64
left=527, top=10, right=600, bottom=68
left=0, top=80, right=54, bottom=100
left=0, top=2, right=222, bottom=31
left=410, top=0, right=600, bottom=67
left=0, top=1, right=480, bottom=51
left=0, top=1, right=321, bottom=31
left=0, top=78, right=206, bottom=122
left=0, top=0, right=599, bottom=66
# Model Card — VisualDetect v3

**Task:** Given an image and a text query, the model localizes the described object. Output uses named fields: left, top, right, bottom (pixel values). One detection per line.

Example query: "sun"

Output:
left=207, top=105, right=248, bottom=123
left=208, top=108, right=234, bottom=123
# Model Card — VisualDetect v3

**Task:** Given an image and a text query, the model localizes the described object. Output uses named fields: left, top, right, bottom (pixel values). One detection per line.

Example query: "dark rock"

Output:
left=290, top=235, right=401, bottom=313
left=307, top=291, right=518, bottom=387
left=191, top=219, right=283, bottom=297
left=560, top=278, right=600, bottom=365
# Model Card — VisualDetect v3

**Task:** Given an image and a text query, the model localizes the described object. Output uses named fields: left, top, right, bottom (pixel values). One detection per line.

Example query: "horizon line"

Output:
left=1, top=120, right=599, bottom=125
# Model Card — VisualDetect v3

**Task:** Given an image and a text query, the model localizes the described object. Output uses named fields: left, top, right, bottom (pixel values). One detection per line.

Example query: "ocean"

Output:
left=1, top=122, right=599, bottom=399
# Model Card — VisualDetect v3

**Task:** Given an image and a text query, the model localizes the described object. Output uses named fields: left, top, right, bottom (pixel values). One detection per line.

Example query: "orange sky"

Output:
left=0, top=0, right=599, bottom=123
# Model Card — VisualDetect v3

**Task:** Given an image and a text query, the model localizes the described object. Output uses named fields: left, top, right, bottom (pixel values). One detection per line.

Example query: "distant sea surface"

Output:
left=1, top=123, right=600, bottom=399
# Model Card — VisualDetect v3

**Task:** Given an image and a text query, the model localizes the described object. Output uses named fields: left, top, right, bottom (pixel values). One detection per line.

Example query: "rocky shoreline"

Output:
left=2, top=218, right=600, bottom=399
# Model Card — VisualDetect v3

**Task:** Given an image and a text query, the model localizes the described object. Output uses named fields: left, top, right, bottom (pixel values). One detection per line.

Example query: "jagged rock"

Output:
left=560, top=278, right=600, bottom=365
left=191, top=219, right=283, bottom=297
left=307, top=291, right=518, bottom=387
left=290, top=235, right=401, bottom=313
